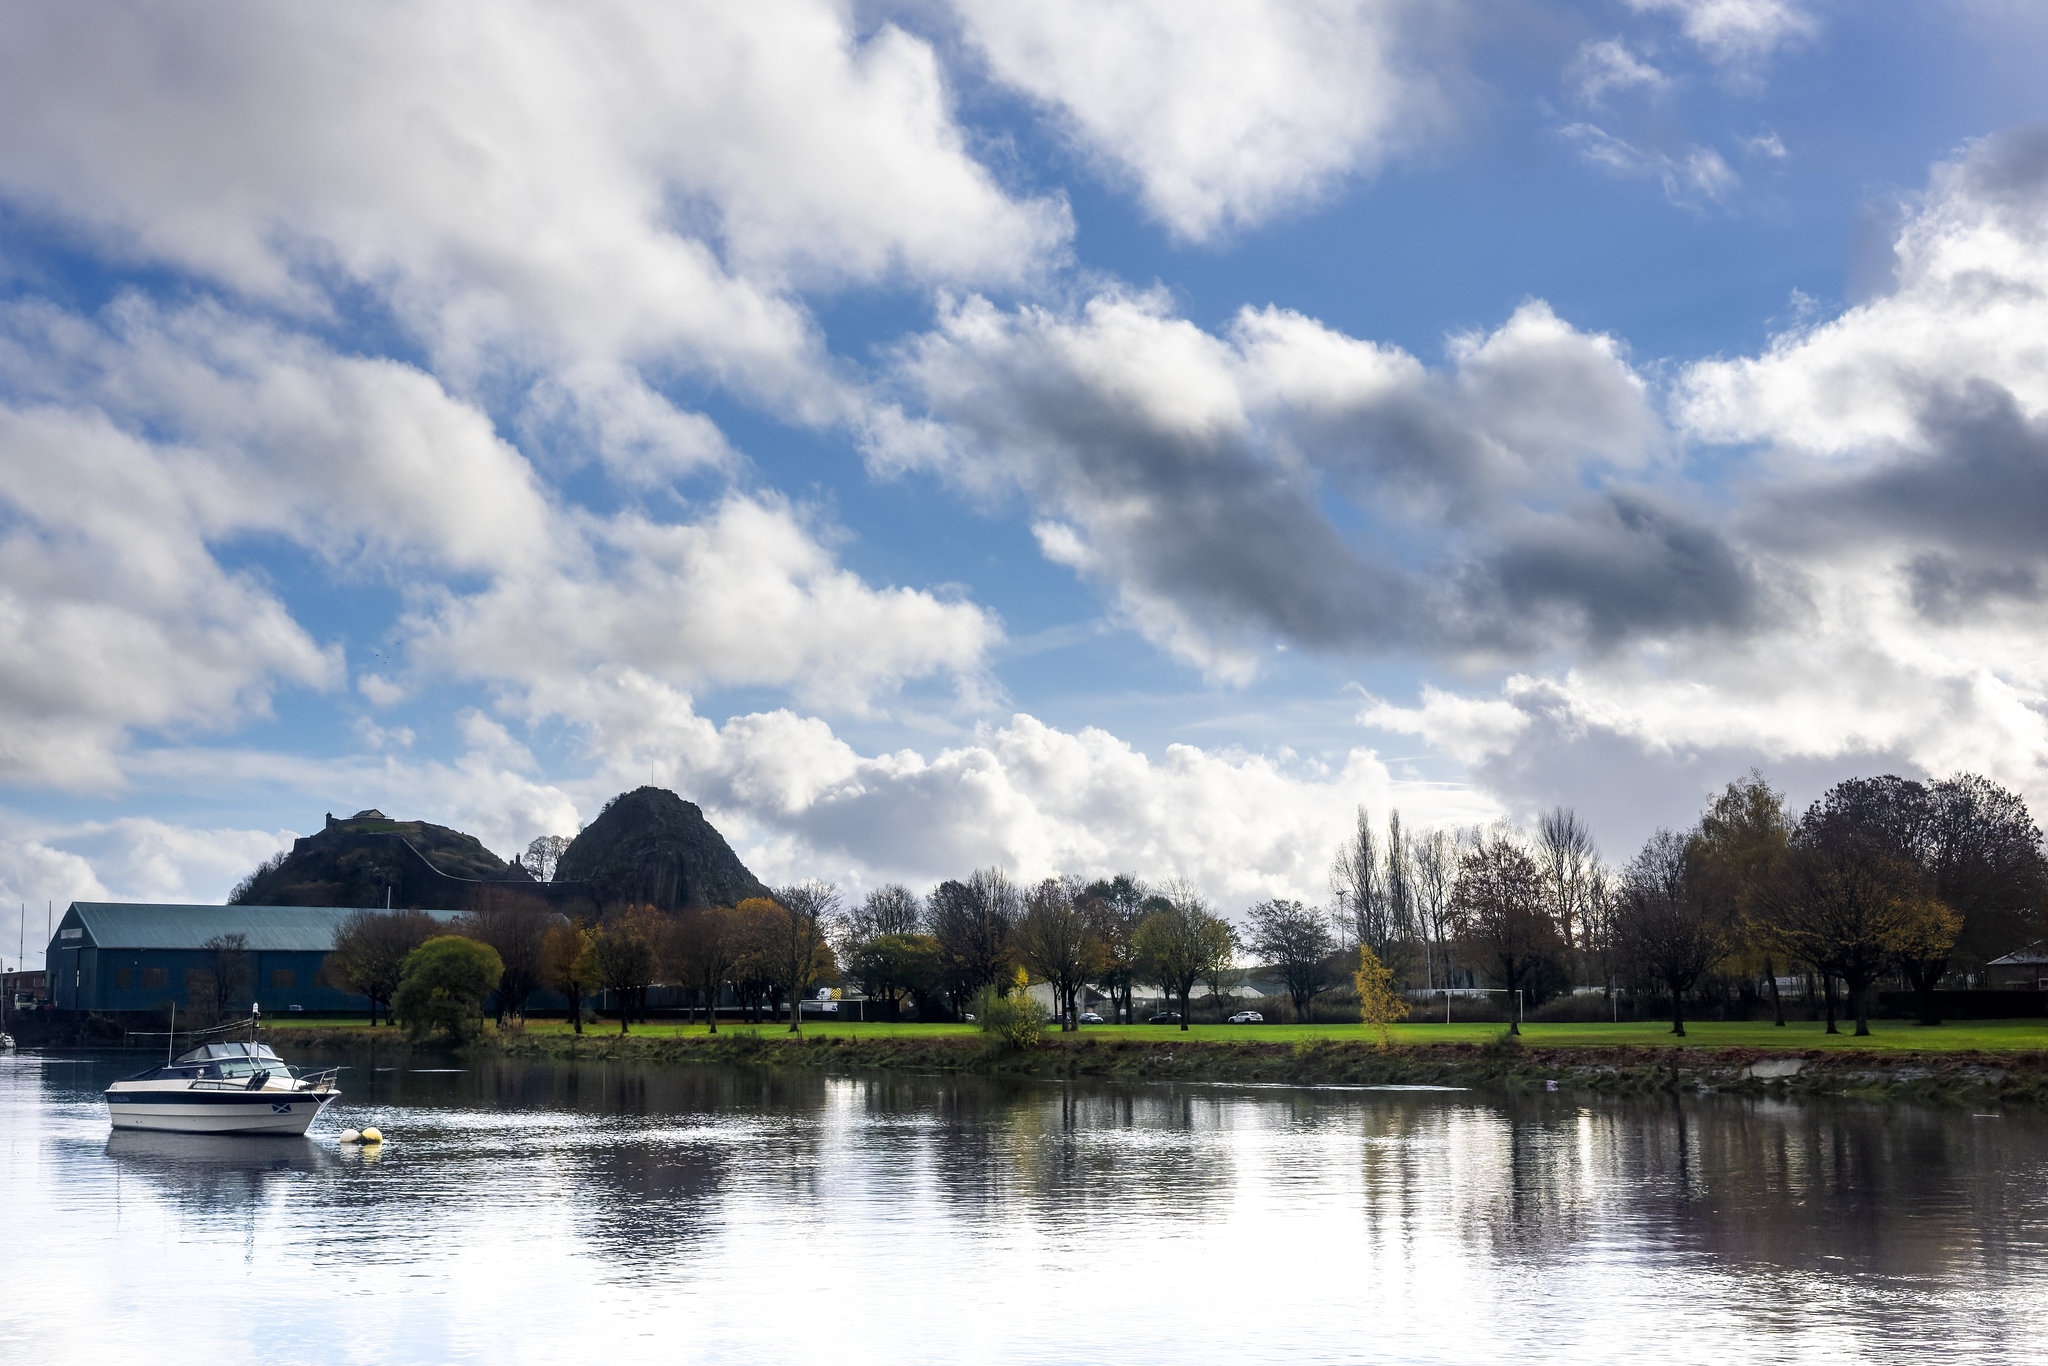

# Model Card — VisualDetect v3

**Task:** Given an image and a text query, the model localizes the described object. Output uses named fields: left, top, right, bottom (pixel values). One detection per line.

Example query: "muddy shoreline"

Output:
left=260, top=1026, right=2048, bottom=1108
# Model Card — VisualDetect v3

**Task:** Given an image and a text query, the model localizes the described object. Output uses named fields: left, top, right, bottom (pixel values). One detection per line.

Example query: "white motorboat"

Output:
left=104, top=1041, right=339, bottom=1135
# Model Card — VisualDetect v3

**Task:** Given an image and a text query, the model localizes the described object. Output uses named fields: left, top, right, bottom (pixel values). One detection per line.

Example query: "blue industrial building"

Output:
left=46, top=902, right=461, bottom=1016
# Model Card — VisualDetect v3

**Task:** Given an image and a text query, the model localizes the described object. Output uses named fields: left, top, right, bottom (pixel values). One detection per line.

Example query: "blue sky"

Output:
left=5, top=0, right=2048, bottom=964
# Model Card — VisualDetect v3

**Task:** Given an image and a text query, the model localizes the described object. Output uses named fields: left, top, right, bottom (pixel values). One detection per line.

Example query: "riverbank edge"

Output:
left=268, top=1027, right=2048, bottom=1107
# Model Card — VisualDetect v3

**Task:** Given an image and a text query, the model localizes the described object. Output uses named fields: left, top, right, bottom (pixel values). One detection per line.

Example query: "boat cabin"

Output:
left=142, top=1041, right=285, bottom=1082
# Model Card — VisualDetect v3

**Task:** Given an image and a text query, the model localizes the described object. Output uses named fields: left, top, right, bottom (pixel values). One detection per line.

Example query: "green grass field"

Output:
left=264, top=1015, right=2048, bottom=1052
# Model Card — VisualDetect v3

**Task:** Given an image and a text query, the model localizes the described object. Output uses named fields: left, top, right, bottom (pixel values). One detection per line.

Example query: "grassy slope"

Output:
left=264, top=1016, right=2048, bottom=1053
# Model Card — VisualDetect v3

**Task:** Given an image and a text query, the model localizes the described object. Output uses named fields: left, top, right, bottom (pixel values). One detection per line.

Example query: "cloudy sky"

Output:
left=5, top=0, right=2048, bottom=959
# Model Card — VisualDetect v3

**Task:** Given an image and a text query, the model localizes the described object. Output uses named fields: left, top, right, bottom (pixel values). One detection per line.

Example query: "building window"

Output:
left=143, top=967, right=167, bottom=990
left=269, top=968, right=296, bottom=990
left=114, top=968, right=133, bottom=989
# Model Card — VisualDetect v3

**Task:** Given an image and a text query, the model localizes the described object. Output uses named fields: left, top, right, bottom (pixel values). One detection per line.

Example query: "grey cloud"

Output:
left=1464, top=492, right=1761, bottom=649
left=1941, top=124, right=2048, bottom=232
left=1757, top=382, right=2048, bottom=621
left=883, top=292, right=1725, bottom=676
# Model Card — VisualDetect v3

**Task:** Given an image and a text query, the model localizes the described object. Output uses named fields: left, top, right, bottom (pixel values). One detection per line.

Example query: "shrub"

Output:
left=974, top=986, right=1046, bottom=1056
left=393, top=935, right=504, bottom=1042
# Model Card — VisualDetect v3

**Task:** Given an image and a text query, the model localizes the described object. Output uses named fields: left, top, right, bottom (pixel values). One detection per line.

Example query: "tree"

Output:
left=1616, top=830, right=1725, bottom=1037
left=392, top=935, right=504, bottom=1042
left=523, top=833, right=572, bottom=882
left=326, top=908, right=438, bottom=1025
left=1409, top=827, right=1457, bottom=992
left=1244, top=899, right=1336, bottom=1024
left=768, top=884, right=840, bottom=1033
left=458, top=896, right=555, bottom=1023
left=1080, top=874, right=1146, bottom=1022
left=589, top=906, right=663, bottom=1035
left=668, top=903, right=742, bottom=1032
left=1354, top=944, right=1409, bottom=1047
left=539, top=919, right=596, bottom=1034
left=1449, top=831, right=1557, bottom=1036
left=1333, top=806, right=1400, bottom=963
left=731, top=898, right=785, bottom=1023
left=1754, top=788, right=1963, bottom=1037
left=928, top=869, right=1020, bottom=1014
left=200, top=932, right=253, bottom=1022
left=850, top=932, right=943, bottom=1019
left=1134, top=884, right=1231, bottom=1032
left=1016, top=877, right=1099, bottom=1030
left=1689, top=771, right=1793, bottom=1025
left=848, top=883, right=922, bottom=940
left=1920, top=774, right=2046, bottom=1018
left=1536, top=807, right=1601, bottom=958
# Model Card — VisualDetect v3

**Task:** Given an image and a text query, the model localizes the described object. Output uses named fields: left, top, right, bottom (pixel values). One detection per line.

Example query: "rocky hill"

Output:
left=553, top=787, right=770, bottom=912
left=229, top=809, right=534, bottom=909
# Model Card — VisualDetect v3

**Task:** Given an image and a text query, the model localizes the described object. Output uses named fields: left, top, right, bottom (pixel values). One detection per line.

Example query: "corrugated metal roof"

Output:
left=63, top=903, right=463, bottom=952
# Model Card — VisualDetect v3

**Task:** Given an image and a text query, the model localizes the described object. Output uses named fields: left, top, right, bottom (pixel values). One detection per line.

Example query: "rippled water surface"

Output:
left=5, top=1047, right=2048, bottom=1364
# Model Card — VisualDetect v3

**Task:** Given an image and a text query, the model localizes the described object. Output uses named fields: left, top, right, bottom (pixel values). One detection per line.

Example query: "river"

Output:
left=3, top=1048, right=2046, bottom=1364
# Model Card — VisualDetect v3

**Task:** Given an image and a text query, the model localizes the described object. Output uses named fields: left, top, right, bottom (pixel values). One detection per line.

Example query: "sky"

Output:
left=5, top=0, right=2048, bottom=964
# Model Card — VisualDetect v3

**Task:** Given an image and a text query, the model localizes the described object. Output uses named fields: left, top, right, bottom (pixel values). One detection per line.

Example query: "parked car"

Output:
left=1077, top=1012, right=1105, bottom=1024
left=1225, top=1011, right=1264, bottom=1024
left=1146, top=1011, right=1183, bottom=1024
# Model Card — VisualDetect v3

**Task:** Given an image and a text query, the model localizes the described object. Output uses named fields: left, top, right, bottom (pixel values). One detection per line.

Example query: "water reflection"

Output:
left=4, top=1050, right=2047, bottom=1364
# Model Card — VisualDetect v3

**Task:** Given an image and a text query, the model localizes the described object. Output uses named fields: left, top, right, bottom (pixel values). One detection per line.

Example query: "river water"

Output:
left=3, top=1048, right=2047, bottom=1364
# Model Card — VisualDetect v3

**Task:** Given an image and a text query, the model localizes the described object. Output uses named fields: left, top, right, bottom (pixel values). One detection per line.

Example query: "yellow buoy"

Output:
left=359, top=1126, right=383, bottom=1144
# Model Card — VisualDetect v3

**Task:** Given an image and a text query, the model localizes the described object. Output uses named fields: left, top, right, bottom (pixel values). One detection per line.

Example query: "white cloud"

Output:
left=951, top=0, right=1450, bottom=241
left=1677, top=128, right=2048, bottom=457
left=408, top=494, right=1002, bottom=716
left=1559, top=124, right=1739, bottom=206
left=0, top=0, right=1070, bottom=411
left=0, top=403, right=340, bottom=789
left=1625, top=0, right=1817, bottom=74
left=1567, top=38, right=1671, bottom=106
left=0, top=298, right=1003, bottom=785
left=1359, top=686, right=1534, bottom=765
left=1372, top=129, right=2048, bottom=844
left=492, top=677, right=1503, bottom=906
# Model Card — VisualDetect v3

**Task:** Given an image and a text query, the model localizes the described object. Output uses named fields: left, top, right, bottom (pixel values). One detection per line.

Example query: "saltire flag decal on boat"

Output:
left=272, top=1102, right=293, bottom=1113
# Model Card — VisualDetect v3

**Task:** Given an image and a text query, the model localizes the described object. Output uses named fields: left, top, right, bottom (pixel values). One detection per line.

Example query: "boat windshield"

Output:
left=172, top=1041, right=281, bottom=1065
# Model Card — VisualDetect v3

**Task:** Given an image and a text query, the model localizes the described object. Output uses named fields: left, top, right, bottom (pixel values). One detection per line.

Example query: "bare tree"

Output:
left=1243, top=899, right=1336, bottom=1024
left=928, top=868, right=1020, bottom=1015
left=770, top=883, right=841, bottom=1033
left=1383, top=810, right=1415, bottom=974
left=1536, top=807, right=1601, bottom=957
left=1409, top=826, right=1457, bottom=992
left=1616, top=830, right=1725, bottom=1037
left=1332, top=806, right=1395, bottom=959
left=1448, top=829, right=1558, bottom=1035
left=1016, top=876, right=1099, bottom=1031
left=849, top=884, right=922, bottom=940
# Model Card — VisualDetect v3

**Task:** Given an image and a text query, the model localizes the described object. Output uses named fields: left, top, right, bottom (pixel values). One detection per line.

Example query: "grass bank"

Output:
left=266, top=1018, right=2048, bottom=1108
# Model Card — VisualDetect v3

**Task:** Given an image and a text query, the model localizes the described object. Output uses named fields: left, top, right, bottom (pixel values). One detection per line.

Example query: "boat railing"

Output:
left=294, top=1065, right=342, bottom=1092
left=121, top=1015, right=261, bottom=1051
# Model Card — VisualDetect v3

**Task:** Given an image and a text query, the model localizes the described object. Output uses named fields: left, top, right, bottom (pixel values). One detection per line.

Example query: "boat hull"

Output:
left=105, top=1089, right=337, bottom=1136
